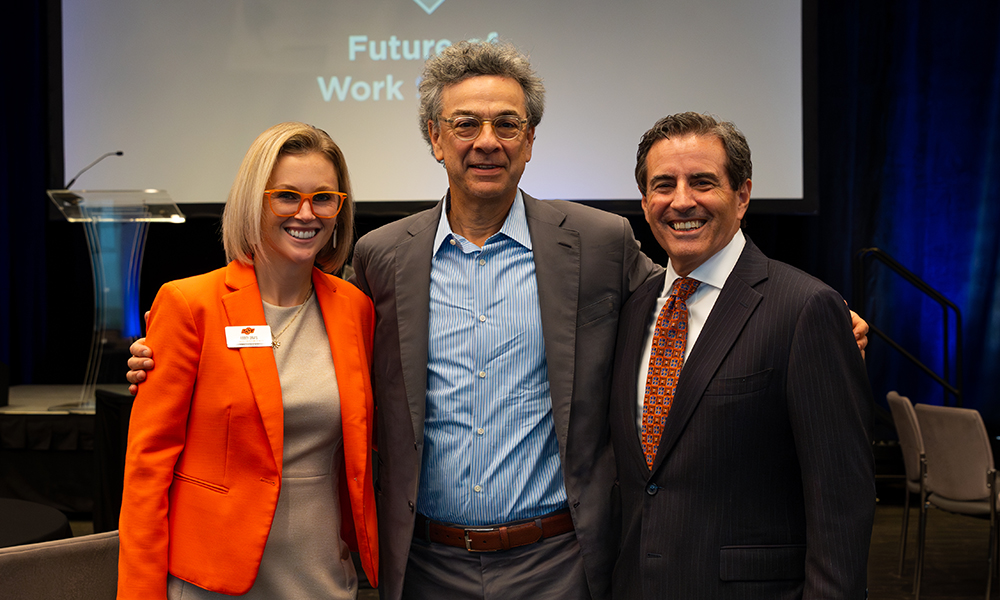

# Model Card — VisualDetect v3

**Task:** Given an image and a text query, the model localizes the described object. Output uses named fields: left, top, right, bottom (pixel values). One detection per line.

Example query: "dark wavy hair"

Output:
left=634, top=112, right=752, bottom=193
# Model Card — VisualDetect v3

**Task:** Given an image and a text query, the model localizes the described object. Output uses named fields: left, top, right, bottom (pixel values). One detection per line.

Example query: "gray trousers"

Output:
left=401, top=530, right=591, bottom=599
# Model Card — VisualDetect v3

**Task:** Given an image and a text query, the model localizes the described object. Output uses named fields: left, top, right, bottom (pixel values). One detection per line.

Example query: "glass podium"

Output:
left=47, top=190, right=185, bottom=409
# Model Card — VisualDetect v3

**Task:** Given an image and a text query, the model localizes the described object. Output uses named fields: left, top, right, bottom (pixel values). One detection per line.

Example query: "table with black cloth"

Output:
left=0, top=385, right=131, bottom=517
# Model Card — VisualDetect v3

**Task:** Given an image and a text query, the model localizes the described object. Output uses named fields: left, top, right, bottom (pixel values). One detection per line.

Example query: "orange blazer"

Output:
left=118, top=260, right=378, bottom=598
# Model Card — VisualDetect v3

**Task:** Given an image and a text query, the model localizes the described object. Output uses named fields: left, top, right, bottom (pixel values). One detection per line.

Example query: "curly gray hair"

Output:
left=418, top=40, right=545, bottom=155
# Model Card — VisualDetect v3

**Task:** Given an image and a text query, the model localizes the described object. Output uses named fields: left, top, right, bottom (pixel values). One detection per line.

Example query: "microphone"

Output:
left=65, top=151, right=124, bottom=189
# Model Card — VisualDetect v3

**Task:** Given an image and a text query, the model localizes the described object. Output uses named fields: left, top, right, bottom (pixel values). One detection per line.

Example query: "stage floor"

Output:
left=0, top=384, right=130, bottom=415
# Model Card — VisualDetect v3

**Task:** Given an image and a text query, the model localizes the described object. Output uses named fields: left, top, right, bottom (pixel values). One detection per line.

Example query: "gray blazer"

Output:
left=609, top=238, right=875, bottom=599
left=352, top=192, right=656, bottom=600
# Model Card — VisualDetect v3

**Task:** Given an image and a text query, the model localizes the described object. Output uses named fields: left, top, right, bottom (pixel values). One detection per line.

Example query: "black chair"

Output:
left=886, top=391, right=924, bottom=583
left=914, top=403, right=998, bottom=600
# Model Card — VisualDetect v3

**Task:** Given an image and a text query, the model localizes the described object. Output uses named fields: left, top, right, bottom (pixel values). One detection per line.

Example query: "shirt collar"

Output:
left=664, top=228, right=746, bottom=292
left=433, top=189, right=532, bottom=254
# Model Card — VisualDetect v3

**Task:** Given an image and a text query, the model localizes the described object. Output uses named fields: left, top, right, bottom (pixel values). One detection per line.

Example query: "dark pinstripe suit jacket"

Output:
left=609, top=238, right=874, bottom=599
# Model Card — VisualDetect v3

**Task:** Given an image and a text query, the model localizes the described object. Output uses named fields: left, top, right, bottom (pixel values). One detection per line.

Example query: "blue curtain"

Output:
left=1, top=0, right=54, bottom=383
left=817, top=1, right=1000, bottom=424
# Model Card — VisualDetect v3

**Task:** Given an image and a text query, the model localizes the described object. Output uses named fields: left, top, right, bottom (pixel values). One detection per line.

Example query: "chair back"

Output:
left=915, top=403, right=994, bottom=502
left=0, top=530, right=119, bottom=599
left=886, top=391, right=924, bottom=485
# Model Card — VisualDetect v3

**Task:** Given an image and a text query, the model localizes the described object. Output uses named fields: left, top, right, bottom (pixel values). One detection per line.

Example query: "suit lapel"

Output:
left=220, top=261, right=284, bottom=473
left=651, top=240, right=768, bottom=473
left=394, top=202, right=440, bottom=444
left=524, top=193, right=580, bottom=449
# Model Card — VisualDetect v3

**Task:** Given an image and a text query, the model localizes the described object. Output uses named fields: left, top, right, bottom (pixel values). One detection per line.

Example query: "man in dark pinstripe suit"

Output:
left=609, top=112, right=874, bottom=599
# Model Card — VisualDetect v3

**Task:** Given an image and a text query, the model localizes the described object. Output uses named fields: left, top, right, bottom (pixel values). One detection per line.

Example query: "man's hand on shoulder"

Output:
left=126, top=311, right=154, bottom=395
left=848, top=305, right=869, bottom=359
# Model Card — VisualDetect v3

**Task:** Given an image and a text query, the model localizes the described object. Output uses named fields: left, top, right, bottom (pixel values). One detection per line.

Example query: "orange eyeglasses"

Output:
left=264, top=189, right=347, bottom=219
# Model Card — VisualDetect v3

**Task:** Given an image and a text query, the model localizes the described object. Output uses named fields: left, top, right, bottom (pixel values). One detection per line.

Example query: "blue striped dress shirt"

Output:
left=417, top=191, right=567, bottom=526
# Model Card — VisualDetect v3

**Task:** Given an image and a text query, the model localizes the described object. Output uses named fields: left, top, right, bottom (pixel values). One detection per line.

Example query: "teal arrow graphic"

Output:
left=412, top=0, right=445, bottom=15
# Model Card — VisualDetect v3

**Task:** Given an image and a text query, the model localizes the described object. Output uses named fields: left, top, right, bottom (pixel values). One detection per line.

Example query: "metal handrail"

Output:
left=854, top=248, right=962, bottom=406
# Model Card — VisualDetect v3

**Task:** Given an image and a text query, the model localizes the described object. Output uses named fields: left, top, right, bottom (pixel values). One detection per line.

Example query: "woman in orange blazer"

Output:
left=118, top=122, right=377, bottom=599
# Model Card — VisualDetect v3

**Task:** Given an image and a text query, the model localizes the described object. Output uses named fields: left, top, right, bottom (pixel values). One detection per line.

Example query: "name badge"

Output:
left=225, top=325, right=273, bottom=348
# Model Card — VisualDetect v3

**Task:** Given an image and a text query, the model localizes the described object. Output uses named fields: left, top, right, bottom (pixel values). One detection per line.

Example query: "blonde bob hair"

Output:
left=222, top=122, right=354, bottom=274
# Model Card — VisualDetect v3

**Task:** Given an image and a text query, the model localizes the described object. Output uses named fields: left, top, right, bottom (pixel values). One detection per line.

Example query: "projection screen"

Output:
left=62, top=0, right=812, bottom=210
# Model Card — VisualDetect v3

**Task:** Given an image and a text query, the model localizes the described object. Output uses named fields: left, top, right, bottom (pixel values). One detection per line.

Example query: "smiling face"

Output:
left=260, top=152, right=339, bottom=272
left=428, top=75, right=534, bottom=210
left=641, top=134, right=751, bottom=276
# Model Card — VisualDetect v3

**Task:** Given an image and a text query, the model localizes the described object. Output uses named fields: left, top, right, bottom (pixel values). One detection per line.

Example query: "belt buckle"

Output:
left=463, top=526, right=498, bottom=552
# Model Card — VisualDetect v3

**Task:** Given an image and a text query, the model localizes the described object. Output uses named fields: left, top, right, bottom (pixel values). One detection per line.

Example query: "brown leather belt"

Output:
left=413, top=509, right=575, bottom=552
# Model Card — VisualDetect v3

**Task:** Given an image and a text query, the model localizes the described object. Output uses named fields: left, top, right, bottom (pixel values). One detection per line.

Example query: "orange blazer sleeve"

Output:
left=315, top=268, right=379, bottom=587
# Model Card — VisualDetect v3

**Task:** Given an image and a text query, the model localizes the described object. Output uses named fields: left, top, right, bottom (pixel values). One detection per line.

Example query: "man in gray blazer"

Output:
left=610, top=112, right=874, bottom=598
left=351, top=41, right=654, bottom=599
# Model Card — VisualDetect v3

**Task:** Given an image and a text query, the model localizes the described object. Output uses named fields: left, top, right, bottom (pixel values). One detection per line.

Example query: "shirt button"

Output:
left=479, top=258, right=486, bottom=266
left=474, top=485, right=482, bottom=493
left=478, top=371, right=486, bottom=378
left=479, top=315, right=486, bottom=322
left=449, top=238, right=457, bottom=246
left=477, top=428, right=485, bottom=435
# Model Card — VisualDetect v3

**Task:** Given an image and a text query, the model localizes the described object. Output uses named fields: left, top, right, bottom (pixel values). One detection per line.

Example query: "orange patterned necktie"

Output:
left=640, top=277, right=700, bottom=470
